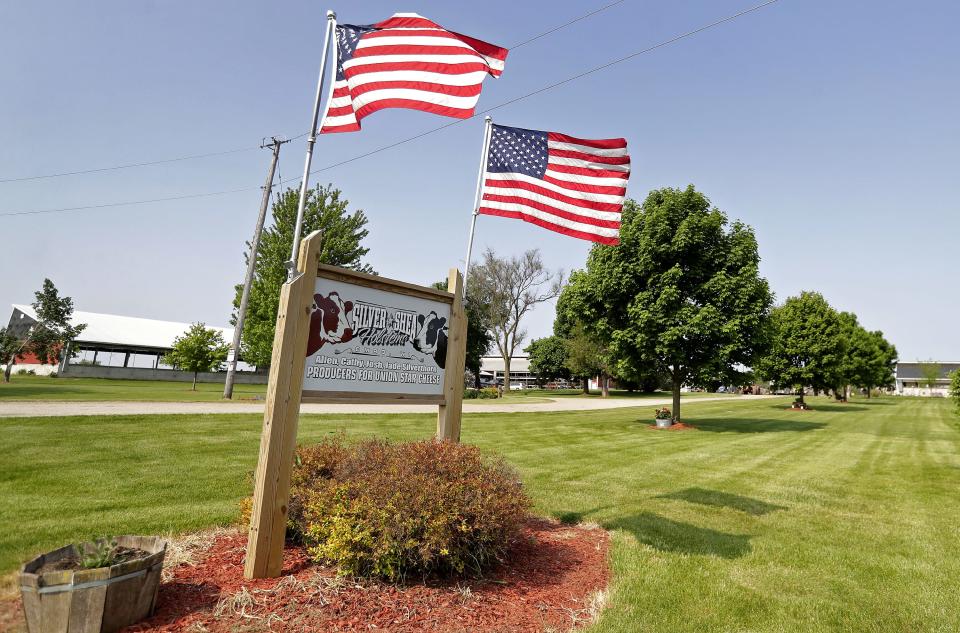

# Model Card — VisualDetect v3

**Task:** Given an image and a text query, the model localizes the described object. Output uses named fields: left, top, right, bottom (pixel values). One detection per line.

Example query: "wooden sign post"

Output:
left=244, top=231, right=467, bottom=579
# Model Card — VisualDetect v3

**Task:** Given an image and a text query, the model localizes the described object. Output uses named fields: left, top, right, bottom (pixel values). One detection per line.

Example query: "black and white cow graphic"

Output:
left=413, top=311, right=448, bottom=369
left=306, top=292, right=354, bottom=356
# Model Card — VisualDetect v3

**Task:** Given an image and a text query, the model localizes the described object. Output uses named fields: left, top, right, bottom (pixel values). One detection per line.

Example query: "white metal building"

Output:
left=478, top=355, right=537, bottom=387
left=894, top=361, right=958, bottom=397
left=5, top=304, right=244, bottom=376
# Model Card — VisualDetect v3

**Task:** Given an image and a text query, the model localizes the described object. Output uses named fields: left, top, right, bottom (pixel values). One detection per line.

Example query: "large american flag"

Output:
left=478, top=124, right=631, bottom=245
left=320, top=13, right=508, bottom=134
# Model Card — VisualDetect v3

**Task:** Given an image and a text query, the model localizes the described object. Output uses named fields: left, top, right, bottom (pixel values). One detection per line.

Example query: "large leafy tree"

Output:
left=162, top=323, right=230, bottom=390
left=830, top=312, right=898, bottom=399
left=467, top=248, right=563, bottom=389
left=561, top=187, right=772, bottom=420
left=755, top=291, right=845, bottom=403
left=2, top=279, right=86, bottom=382
left=524, top=336, right=570, bottom=387
left=862, top=331, right=897, bottom=396
left=830, top=312, right=870, bottom=400
left=234, top=185, right=373, bottom=368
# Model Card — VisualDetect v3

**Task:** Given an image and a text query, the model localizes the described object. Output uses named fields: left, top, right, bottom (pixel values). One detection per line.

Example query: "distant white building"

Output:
left=4, top=304, right=254, bottom=380
left=478, top=356, right=536, bottom=387
left=894, top=362, right=958, bottom=397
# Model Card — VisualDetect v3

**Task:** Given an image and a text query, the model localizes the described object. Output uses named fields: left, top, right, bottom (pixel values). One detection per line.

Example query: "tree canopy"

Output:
left=560, top=186, right=772, bottom=419
left=234, top=185, right=373, bottom=368
left=2, top=279, right=85, bottom=382
left=755, top=291, right=844, bottom=402
left=162, top=323, right=229, bottom=390
left=524, top=336, right=570, bottom=387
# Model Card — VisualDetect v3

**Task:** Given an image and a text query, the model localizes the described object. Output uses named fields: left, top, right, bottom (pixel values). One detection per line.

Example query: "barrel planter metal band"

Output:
left=20, top=562, right=162, bottom=595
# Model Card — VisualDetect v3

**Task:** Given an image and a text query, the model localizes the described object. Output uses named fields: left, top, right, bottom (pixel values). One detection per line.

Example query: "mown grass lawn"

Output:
left=2, top=396, right=959, bottom=631
left=0, top=375, right=733, bottom=402
left=0, top=375, right=268, bottom=401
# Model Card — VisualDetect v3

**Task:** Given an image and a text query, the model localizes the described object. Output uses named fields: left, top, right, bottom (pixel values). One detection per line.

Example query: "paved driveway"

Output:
left=0, top=395, right=772, bottom=417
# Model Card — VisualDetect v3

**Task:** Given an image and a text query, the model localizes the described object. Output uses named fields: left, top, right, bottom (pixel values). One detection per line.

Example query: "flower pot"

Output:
left=655, top=418, right=673, bottom=428
left=19, top=535, right=167, bottom=633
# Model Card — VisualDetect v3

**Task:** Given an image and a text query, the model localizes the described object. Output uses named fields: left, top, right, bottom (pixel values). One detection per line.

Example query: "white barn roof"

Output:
left=11, top=304, right=233, bottom=351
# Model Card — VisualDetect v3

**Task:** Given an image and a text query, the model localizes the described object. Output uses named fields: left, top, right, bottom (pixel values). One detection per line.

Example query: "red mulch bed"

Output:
left=116, top=518, right=606, bottom=632
left=647, top=421, right=697, bottom=431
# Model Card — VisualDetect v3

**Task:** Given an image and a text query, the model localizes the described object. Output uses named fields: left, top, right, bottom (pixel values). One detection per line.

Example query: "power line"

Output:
left=0, top=3, right=626, bottom=186
left=307, top=0, right=779, bottom=176
left=509, top=0, right=628, bottom=50
left=0, top=0, right=779, bottom=218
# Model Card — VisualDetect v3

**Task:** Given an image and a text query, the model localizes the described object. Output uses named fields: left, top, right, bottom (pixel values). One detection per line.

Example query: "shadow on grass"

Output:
left=767, top=403, right=868, bottom=413
left=607, top=512, right=751, bottom=559
left=657, top=487, right=787, bottom=516
left=692, top=417, right=826, bottom=433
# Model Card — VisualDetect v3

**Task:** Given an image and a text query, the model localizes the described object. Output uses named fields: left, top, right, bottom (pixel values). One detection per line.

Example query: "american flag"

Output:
left=320, top=13, right=508, bottom=134
left=478, top=124, right=631, bottom=245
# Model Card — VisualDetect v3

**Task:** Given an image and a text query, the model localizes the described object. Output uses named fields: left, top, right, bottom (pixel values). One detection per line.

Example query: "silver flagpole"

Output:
left=288, top=9, right=337, bottom=278
left=462, top=116, right=494, bottom=291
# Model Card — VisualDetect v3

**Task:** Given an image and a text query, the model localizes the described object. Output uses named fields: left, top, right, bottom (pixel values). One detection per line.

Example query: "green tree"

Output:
left=563, top=324, right=609, bottom=395
left=560, top=187, right=773, bottom=420
left=756, top=291, right=845, bottom=404
left=431, top=281, right=493, bottom=389
left=917, top=360, right=942, bottom=396
left=830, top=311, right=867, bottom=401
left=162, top=323, right=229, bottom=391
left=859, top=330, right=897, bottom=397
left=950, top=369, right=960, bottom=413
left=2, top=279, right=86, bottom=383
left=524, top=336, right=570, bottom=387
left=0, top=328, right=19, bottom=384
left=234, top=185, right=373, bottom=368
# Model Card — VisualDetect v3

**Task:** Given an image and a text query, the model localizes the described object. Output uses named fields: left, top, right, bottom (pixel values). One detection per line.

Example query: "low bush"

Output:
left=464, top=387, right=499, bottom=399
left=279, top=437, right=529, bottom=582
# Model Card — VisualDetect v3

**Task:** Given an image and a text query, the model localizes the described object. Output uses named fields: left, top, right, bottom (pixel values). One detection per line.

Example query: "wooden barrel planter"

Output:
left=19, top=536, right=167, bottom=633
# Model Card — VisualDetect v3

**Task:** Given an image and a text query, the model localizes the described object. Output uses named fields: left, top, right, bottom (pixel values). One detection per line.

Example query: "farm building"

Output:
left=894, top=361, right=959, bottom=397
left=3, top=304, right=262, bottom=383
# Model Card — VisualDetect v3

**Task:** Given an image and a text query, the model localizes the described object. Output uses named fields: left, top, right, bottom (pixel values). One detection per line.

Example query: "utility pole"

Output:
left=223, top=136, right=289, bottom=399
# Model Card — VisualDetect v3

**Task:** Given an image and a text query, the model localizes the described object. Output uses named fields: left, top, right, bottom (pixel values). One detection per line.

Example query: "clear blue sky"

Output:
left=2, top=0, right=958, bottom=361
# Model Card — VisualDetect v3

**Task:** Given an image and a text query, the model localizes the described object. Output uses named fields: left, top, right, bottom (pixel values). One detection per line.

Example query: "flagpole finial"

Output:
left=327, top=9, right=336, bottom=19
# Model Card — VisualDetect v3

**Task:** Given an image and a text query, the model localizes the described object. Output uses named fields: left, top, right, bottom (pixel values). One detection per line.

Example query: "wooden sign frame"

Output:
left=244, top=231, right=467, bottom=579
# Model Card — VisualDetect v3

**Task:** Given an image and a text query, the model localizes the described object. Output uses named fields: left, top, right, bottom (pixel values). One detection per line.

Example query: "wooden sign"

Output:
left=244, top=231, right=467, bottom=579
left=302, top=265, right=454, bottom=404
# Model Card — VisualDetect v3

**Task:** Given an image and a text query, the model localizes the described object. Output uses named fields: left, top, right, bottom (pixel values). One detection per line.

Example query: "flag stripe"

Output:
left=547, top=132, right=627, bottom=150
left=478, top=205, right=621, bottom=245
left=483, top=180, right=624, bottom=214
left=545, top=163, right=630, bottom=180
left=547, top=140, right=630, bottom=158
left=483, top=173, right=625, bottom=203
left=481, top=194, right=622, bottom=227
left=548, top=148, right=631, bottom=165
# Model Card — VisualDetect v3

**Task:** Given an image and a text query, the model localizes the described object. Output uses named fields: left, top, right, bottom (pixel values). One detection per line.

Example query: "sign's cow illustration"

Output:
left=413, top=311, right=448, bottom=369
left=306, top=292, right=354, bottom=356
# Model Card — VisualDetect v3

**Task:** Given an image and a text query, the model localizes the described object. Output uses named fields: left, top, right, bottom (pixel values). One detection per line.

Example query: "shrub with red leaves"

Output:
left=273, top=438, right=529, bottom=583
